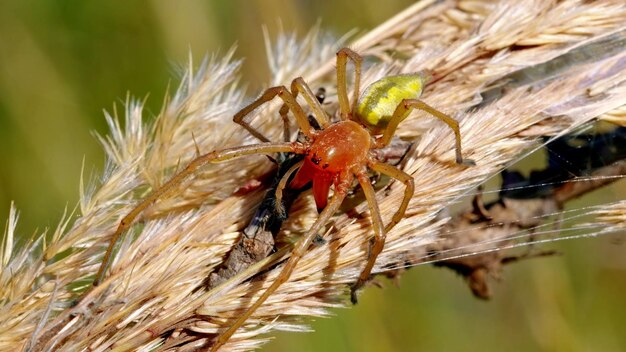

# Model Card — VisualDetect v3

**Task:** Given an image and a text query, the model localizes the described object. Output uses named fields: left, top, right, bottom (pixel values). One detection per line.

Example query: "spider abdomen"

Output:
left=356, top=73, right=426, bottom=133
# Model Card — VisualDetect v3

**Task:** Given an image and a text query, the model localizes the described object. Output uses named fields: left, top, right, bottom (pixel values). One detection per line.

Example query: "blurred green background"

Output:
left=0, top=1, right=624, bottom=351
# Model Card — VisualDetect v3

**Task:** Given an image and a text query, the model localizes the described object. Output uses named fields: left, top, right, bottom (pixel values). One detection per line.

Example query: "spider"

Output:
left=93, top=48, right=470, bottom=350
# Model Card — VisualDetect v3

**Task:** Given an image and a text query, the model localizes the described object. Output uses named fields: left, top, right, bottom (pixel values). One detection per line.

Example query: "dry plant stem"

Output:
left=305, top=0, right=439, bottom=82
left=554, top=160, right=626, bottom=205
left=429, top=157, right=626, bottom=299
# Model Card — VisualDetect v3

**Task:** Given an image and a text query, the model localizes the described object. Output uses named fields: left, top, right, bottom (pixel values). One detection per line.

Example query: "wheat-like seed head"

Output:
left=1, top=0, right=626, bottom=351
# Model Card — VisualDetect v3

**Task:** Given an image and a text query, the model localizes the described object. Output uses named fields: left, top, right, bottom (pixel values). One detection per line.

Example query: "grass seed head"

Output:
left=2, top=0, right=626, bottom=350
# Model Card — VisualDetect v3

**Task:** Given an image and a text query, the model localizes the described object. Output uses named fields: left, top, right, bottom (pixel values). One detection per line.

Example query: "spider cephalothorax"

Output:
left=291, top=120, right=371, bottom=210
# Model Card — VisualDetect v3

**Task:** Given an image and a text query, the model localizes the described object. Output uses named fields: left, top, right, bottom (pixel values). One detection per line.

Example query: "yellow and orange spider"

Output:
left=94, top=48, right=470, bottom=350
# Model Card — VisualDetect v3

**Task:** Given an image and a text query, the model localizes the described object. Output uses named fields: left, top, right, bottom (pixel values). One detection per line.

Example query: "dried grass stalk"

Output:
left=2, top=0, right=626, bottom=351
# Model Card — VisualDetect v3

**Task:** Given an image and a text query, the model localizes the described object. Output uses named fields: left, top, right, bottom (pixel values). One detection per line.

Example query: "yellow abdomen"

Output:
left=355, top=73, right=426, bottom=133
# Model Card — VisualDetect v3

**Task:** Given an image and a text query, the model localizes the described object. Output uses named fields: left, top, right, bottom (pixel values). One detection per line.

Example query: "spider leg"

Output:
left=274, top=160, right=304, bottom=218
left=368, top=160, right=415, bottom=232
left=277, top=104, right=292, bottom=142
left=280, top=77, right=330, bottom=129
left=376, top=99, right=466, bottom=164
left=336, top=48, right=363, bottom=120
left=350, top=168, right=385, bottom=304
left=211, top=176, right=351, bottom=352
left=233, top=86, right=315, bottom=143
left=94, top=142, right=301, bottom=286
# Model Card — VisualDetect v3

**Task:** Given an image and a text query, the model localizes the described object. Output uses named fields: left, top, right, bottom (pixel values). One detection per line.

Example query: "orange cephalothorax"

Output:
left=290, top=120, right=371, bottom=209
left=308, top=120, right=371, bottom=172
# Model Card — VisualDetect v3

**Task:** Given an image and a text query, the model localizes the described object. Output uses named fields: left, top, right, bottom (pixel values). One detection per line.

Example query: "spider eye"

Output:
left=311, top=153, right=322, bottom=165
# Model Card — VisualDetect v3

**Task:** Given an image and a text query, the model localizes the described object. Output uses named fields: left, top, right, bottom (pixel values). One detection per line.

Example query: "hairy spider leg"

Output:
left=233, top=86, right=315, bottom=143
left=349, top=160, right=415, bottom=303
left=376, top=98, right=465, bottom=164
left=277, top=77, right=330, bottom=142
left=368, top=161, right=415, bottom=233
left=274, top=159, right=304, bottom=218
left=350, top=168, right=385, bottom=304
left=94, top=142, right=300, bottom=286
left=336, top=47, right=363, bottom=120
left=278, top=105, right=292, bottom=143
left=211, top=175, right=353, bottom=352
left=284, top=77, right=330, bottom=128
